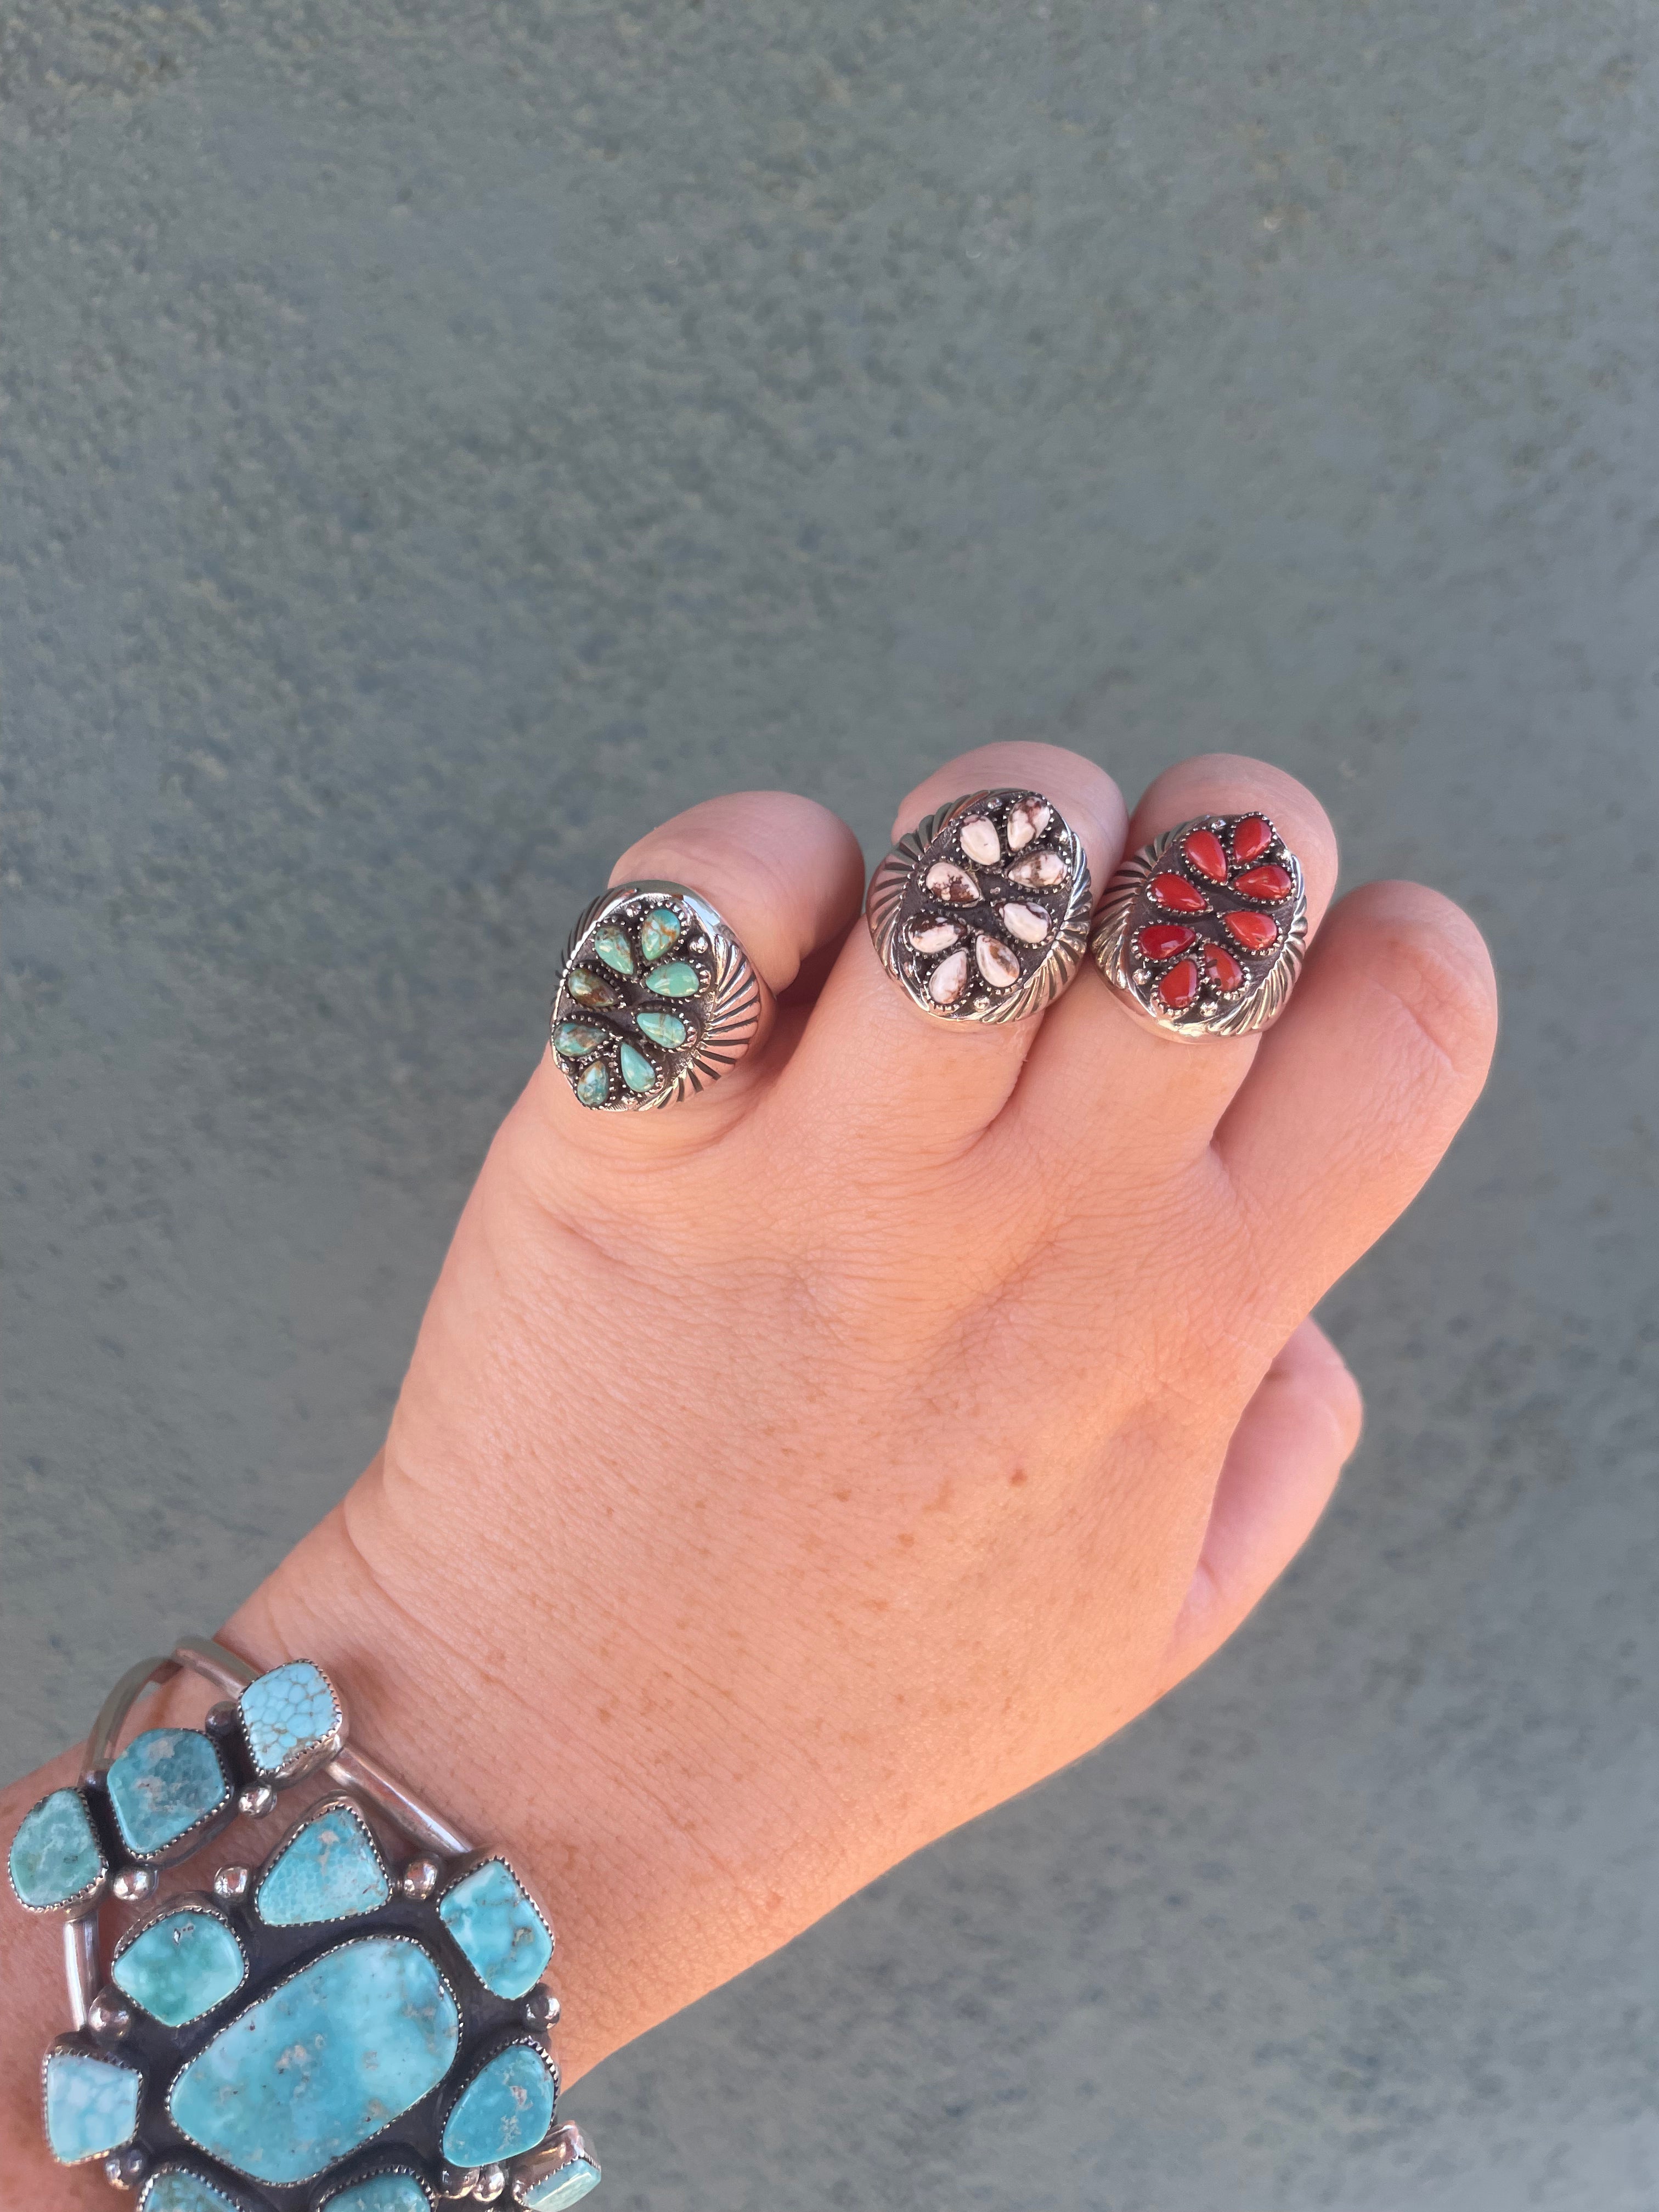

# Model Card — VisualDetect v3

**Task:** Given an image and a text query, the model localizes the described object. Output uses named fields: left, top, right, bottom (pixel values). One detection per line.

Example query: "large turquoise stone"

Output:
left=522, top=2158, right=601, bottom=2208
left=323, top=2176, right=431, bottom=2212
left=168, top=1935, right=460, bottom=2186
left=239, top=1660, right=340, bottom=1778
left=8, top=1786, right=103, bottom=1909
left=441, top=2043, right=556, bottom=2169
left=256, top=1801, right=390, bottom=1926
left=112, top=1909, right=246, bottom=2025
left=438, top=1858, right=552, bottom=1999
left=634, top=1009, right=687, bottom=1049
left=44, top=2047, right=141, bottom=2163
left=643, top=961, right=699, bottom=998
left=140, top=2171, right=244, bottom=2212
left=553, top=1022, right=605, bottom=1059
left=590, top=926, right=635, bottom=975
left=639, top=907, right=681, bottom=962
left=618, top=1041, right=657, bottom=1094
left=106, top=1729, right=230, bottom=1859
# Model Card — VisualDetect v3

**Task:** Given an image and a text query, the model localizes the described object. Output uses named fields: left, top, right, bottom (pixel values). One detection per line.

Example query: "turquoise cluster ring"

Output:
left=7, top=1636, right=600, bottom=2211
left=550, top=879, right=771, bottom=1111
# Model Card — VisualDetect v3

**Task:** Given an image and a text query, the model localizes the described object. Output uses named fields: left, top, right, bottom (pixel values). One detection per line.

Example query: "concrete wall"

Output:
left=4, top=0, right=1656, bottom=2200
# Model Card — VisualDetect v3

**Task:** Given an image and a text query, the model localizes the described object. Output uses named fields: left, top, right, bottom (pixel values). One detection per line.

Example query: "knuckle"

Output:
left=1364, top=899, right=1497, bottom=1087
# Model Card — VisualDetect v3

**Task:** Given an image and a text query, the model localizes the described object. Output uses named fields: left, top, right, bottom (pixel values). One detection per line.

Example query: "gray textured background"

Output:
left=4, top=0, right=1657, bottom=2203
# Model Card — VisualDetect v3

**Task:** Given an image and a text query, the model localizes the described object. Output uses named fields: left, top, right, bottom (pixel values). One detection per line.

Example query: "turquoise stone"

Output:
left=565, top=968, right=616, bottom=1008
left=323, top=2176, right=431, bottom=2212
left=590, top=926, right=635, bottom=975
left=106, top=1729, right=230, bottom=1859
left=8, top=1786, right=103, bottom=1909
left=575, top=1062, right=608, bottom=1107
left=522, top=2158, right=601, bottom=2208
left=553, top=1022, right=605, bottom=1058
left=256, top=1801, right=390, bottom=1926
left=634, top=1009, right=687, bottom=1049
left=437, top=1858, right=552, bottom=1999
left=639, top=907, right=681, bottom=962
left=168, top=1934, right=460, bottom=2186
left=239, top=1660, right=340, bottom=1778
left=44, top=2047, right=141, bottom=2164
left=618, top=1041, right=657, bottom=1094
left=644, top=961, right=699, bottom=998
left=141, top=2171, right=243, bottom=2212
left=112, top=1909, right=245, bottom=2025
left=441, top=2043, right=556, bottom=2169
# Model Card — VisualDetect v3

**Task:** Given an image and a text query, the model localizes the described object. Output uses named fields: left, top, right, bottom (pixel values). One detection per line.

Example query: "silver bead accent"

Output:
left=103, top=2145, right=148, bottom=2190
left=110, top=1865, right=157, bottom=1904
left=523, top=1983, right=561, bottom=2025
left=236, top=1782, right=279, bottom=1819
left=87, top=1991, right=133, bottom=2038
left=402, top=1855, right=443, bottom=1901
left=203, top=1699, right=241, bottom=1737
left=441, top=2168, right=481, bottom=2200
left=475, top=2168, right=507, bottom=2203
left=212, top=1863, right=252, bottom=1903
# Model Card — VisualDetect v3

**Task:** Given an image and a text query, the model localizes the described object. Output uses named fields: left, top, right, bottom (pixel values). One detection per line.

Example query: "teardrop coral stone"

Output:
left=1183, top=829, right=1228, bottom=883
left=1156, top=958, right=1201, bottom=1011
left=1223, top=909, right=1279, bottom=952
left=1137, top=923, right=1196, bottom=962
left=1202, top=943, right=1244, bottom=992
left=1233, top=861, right=1294, bottom=902
left=1149, top=872, right=1206, bottom=913
left=1231, top=815, right=1273, bottom=864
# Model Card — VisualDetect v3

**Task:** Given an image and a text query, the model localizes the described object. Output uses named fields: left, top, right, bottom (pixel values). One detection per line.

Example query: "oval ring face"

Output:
left=1089, top=812, right=1308, bottom=1038
left=550, top=881, right=768, bottom=1109
left=867, top=789, right=1092, bottom=1023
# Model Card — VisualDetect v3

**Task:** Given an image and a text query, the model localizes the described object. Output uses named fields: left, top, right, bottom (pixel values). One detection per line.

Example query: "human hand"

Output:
left=2, top=742, right=1497, bottom=2199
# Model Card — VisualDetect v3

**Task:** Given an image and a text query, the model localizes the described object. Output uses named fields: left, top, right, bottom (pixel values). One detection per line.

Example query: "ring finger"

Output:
left=1011, top=753, right=1341, bottom=1172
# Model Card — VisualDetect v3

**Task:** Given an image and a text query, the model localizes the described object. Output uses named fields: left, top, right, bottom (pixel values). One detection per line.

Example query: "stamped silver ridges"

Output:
left=1090, top=811, right=1308, bottom=1038
left=867, top=789, right=1092, bottom=1023
left=550, top=881, right=770, bottom=1110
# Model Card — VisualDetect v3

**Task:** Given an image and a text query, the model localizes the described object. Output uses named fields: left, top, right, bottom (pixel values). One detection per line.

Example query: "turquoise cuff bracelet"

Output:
left=7, top=1636, right=600, bottom=2211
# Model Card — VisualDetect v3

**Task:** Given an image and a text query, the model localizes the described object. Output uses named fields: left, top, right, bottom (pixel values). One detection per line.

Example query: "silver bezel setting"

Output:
left=237, top=1663, right=348, bottom=1786
left=6, top=1785, right=110, bottom=1918
left=549, top=879, right=771, bottom=1111
left=315, top=2158, right=438, bottom=2210
left=1090, top=812, right=1309, bottom=1039
left=250, top=1794, right=396, bottom=1928
left=510, top=2126, right=600, bottom=2208
left=108, top=1892, right=251, bottom=2026
left=138, top=2161, right=260, bottom=2210
left=867, top=788, right=1092, bottom=1023
left=435, top=1853, right=555, bottom=1997
left=41, top=2035, right=144, bottom=2165
left=163, top=1932, right=468, bottom=2188
left=437, top=2031, right=561, bottom=2175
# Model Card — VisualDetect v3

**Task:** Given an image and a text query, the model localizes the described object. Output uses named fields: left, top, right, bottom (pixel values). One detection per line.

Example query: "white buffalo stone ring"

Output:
left=1090, top=811, right=1310, bottom=1039
left=867, top=789, right=1093, bottom=1023
left=550, top=881, right=772, bottom=1111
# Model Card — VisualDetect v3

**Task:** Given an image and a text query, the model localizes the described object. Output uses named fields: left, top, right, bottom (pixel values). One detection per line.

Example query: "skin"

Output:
left=0, top=744, right=1497, bottom=2203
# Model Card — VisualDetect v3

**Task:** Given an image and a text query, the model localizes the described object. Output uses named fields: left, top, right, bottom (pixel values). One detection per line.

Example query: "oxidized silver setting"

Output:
left=11, top=1637, right=586, bottom=2209
left=1090, top=811, right=1308, bottom=1039
left=867, top=789, right=1091, bottom=1023
left=550, top=879, right=771, bottom=1111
